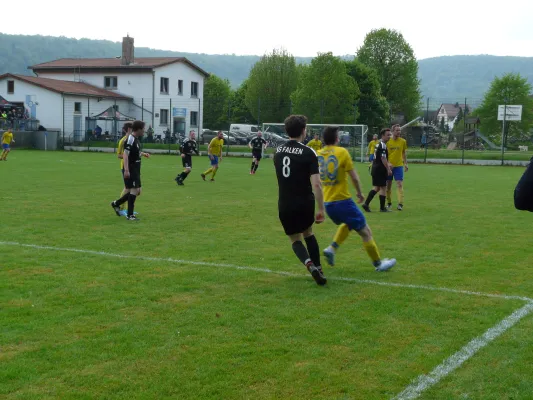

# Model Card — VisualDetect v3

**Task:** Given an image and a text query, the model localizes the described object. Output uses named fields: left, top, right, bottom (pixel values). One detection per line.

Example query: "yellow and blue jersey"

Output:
left=387, top=137, right=407, bottom=167
left=209, top=137, right=224, bottom=157
left=2, top=131, right=14, bottom=145
left=317, top=145, right=354, bottom=203
left=307, top=139, right=322, bottom=152
left=117, top=135, right=128, bottom=169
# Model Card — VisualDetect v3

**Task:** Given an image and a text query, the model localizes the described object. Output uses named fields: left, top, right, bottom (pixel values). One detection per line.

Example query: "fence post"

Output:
left=501, top=99, right=507, bottom=166
left=320, top=100, right=324, bottom=124
left=226, top=98, right=232, bottom=156
left=169, top=98, right=172, bottom=154
left=289, top=100, right=293, bottom=115
left=461, top=97, right=467, bottom=165
left=257, top=97, right=261, bottom=128
left=424, top=97, right=429, bottom=163
left=142, top=98, right=144, bottom=122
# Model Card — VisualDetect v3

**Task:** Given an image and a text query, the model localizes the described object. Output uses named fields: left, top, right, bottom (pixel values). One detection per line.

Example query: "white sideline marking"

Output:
left=2, top=240, right=532, bottom=399
left=392, top=302, right=533, bottom=400
left=0, top=241, right=531, bottom=302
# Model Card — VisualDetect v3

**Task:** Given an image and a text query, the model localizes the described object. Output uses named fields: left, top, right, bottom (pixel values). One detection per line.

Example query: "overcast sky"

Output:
left=6, top=0, right=533, bottom=59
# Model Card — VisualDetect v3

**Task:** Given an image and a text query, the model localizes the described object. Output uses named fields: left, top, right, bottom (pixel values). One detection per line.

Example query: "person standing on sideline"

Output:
left=116, top=123, right=133, bottom=212
left=362, top=128, right=392, bottom=213
left=307, top=133, right=322, bottom=152
left=176, top=131, right=199, bottom=185
left=386, top=124, right=408, bottom=210
left=318, top=126, right=396, bottom=272
left=248, top=131, right=268, bottom=174
left=201, top=131, right=224, bottom=182
left=1, top=128, right=15, bottom=161
left=111, top=121, right=150, bottom=220
left=274, top=115, right=327, bottom=286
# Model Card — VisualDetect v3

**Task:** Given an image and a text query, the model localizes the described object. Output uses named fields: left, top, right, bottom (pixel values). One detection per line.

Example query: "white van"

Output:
left=229, top=124, right=260, bottom=137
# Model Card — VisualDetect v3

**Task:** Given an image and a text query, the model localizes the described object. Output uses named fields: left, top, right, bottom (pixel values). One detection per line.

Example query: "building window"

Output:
left=178, top=80, right=183, bottom=95
left=160, top=77, right=169, bottom=94
left=160, top=109, right=169, bottom=125
left=7, top=80, right=14, bottom=94
left=74, top=102, right=82, bottom=112
left=190, top=111, right=198, bottom=127
left=191, top=82, right=198, bottom=98
left=104, top=76, right=118, bottom=89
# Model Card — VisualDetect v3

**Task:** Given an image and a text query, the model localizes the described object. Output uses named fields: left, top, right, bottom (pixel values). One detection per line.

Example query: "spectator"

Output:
left=94, top=125, right=103, bottom=138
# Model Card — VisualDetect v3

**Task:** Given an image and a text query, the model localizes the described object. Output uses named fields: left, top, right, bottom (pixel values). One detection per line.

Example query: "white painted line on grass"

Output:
left=1, top=241, right=531, bottom=302
left=392, top=302, right=533, bottom=400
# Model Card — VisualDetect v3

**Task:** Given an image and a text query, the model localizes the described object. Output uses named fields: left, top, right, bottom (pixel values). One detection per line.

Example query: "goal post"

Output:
left=262, top=123, right=369, bottom=162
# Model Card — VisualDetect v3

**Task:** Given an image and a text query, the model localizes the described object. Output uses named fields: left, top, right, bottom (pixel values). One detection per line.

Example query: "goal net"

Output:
left=262, top=123, right=369, bottom=162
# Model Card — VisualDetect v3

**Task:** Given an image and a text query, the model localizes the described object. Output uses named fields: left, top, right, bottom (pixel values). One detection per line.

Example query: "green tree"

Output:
left=291, top=52, right=360, bottom=124
left=473, top=73, right=533, bottom=143
left=203, top=74, right=231, bottom=130
left=357, top=28, right=422, bottom=120
left=230, top=80, right=255, bottom=124
left=453, top=107, right=464, bottom=132
left=439, top=117, right=445, bottom=132
left=245, top=48, right=298, bottom=123
left=344, top=59, right=389, bottom=128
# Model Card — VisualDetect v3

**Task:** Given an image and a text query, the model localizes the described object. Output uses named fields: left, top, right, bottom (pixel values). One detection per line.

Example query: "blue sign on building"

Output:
left=173, top=108, right=187, bottom=118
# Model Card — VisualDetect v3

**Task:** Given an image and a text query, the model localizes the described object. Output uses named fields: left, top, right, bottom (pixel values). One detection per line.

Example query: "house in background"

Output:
left=435, top=103, right=471, bottom=130
left=0, top=35, right=208, bottom=139
left=0, top=73, right=132, bottom=138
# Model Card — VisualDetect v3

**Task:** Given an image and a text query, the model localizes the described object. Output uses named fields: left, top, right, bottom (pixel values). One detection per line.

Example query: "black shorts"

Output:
left=182, top=155, right=192, bottom=169
left=371, top=167, right=388, bottom=187
left=514, top=161, right=533, bottom=212
left=124, top=167, right=141, bottom=189
left=252, top=150, right=262, bottom=160
left=278, top=200, right=315, bottom=236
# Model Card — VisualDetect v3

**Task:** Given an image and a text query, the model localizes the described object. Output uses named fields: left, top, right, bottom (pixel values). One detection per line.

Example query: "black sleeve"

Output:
left=514, top=160, right=533, bottom=211
left=194, top=142, right=199, bottom=155
left=308, top=150, right=319, bottom=175
left=262, top=138, right=267, bottom=145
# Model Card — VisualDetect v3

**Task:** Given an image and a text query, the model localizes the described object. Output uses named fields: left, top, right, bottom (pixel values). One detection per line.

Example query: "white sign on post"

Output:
left=497, top=105, right=522, bottom=121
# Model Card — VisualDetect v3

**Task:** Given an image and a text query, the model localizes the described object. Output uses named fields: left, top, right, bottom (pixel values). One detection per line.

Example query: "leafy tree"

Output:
left=472, top=73, right=533, bottom=143
left=439, top=117, right=445, bottom=132
left=203, top=74, right=231, bottom=130
left=357, top=28, right=422, bottom=120
left=245, top=48, right=298, bottom=123
left=453, top=107, right=464, bottom=132
left=344, top=59, right=389, bottom=128
left=291, top=52, right=360, bottom=124
left=230, top=80, right=255, bottom=124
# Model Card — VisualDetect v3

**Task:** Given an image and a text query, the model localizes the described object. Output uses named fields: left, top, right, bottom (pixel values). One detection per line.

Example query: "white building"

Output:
left=0, top=73, right=132, bottom=137
left=28, top=36, right=208, bottom=138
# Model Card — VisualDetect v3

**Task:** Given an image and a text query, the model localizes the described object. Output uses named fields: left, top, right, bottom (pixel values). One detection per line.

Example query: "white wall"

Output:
left=0, top=78, right=63, bottom=130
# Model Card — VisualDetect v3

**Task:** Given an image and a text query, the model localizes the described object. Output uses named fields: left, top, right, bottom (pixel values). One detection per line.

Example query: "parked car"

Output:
left=229, top=124, right=261, bottom=137
left=229, top=131, right=252, bottom=145
left=200, top=129, right=220, bottom=144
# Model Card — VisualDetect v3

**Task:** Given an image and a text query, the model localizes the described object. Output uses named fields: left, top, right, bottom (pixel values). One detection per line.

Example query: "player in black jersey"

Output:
left=110, top=120, right=150, bottom=220
left=175, top=131, right=200, bottom=185
left=248, top=132, right=267, bottom=174
left=362, top=128, right=392, bottom=213
left=274, top=115, right=327, bottom=286
left=515, top=156, right=533, bottom=212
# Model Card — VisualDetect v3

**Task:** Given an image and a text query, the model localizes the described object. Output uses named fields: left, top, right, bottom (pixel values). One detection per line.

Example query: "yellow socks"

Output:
left=363, top=239, right=381, bottom=264
left=212, top=168, right=218, bottom=179
left=386, top=188, right=392, bottom=204
left=397, top=186, right=404, bottom=204
left=203, top=167, right=213, bottom=176
left=333, top=224, right=350, bottom=247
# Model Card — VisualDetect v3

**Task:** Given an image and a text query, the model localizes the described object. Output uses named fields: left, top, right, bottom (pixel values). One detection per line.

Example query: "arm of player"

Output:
left=123, top=150, right=130, bottom=178
left=348, top=169, right=365, bottom=203
left=310, top=173, right=326, bottom=223
left=403, top=144, right=408, bottom=171
left=381, top=151, right=392, bottom=175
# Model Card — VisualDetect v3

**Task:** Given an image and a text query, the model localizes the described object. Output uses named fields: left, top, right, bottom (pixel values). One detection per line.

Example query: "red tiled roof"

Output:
left=29, top=57, right=209, bottom=76
left=0, top=74, right=131, bottom=99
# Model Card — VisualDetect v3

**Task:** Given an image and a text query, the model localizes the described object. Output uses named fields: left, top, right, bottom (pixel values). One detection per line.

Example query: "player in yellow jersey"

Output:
left=116, top=123, right=133, bottom=211
left=201, top=131, right=224, bottom=182
left=307, top=134, right=322, bottom=152
left=1, top=128, right=15, bottom=161
left=318, top=126, right=396, bottom=272
left=367, top=134, right=379, bottom=172
left=386, top=124, right=408, bottom=210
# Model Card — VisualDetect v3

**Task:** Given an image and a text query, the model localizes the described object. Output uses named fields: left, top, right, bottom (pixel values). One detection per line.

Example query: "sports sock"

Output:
left=115, top=192, right=130, bottom=206
left=182, top=171, right=190, bottom=181
left=212, top=168, right=218, bottom=179
left=203, top=167, right=213, bottom=176
left=304, top=235, right=321, bottom=267
left=292, top=241, right=312, bottom=267
left=363, top=239, right=381, bottom=264
left=251, top=161, right=255, bottom=172
left=253, top=163, right=259, bottom=172
left=127, top=194, right=137, bottom=217
left=118, top=188, right=129, bottom=209
left=379, top=195, right=386, bottom=210
left=365, top=190, right=377, bottom=205
left=386, top=187, right=392, bottom=204
left=397, top=186, right=404, bottom=204
left=332, top=223, right=350, bottom=248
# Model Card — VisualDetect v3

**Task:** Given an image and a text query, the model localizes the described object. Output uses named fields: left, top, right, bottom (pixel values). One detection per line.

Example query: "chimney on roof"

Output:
left=121, top=35, right=134, bottom=66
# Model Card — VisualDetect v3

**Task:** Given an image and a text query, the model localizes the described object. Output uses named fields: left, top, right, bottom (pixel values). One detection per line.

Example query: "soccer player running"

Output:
left=176, top=131, right=199, bottom=185
left=111, top=121, right=150, bottom=220
left=362, top=128, right=393, bottom=213
left=1, top=128, right=15, bottom=161
left=201, top=131, right=224, bottom=182
left=248, top=131, right=267, bottom=174
left=116, top=123, right=133, bottom=212
left=318, top=127, right=396, bottom=272
left=367, top=134, right=379, bottom=173
left=386, top=124, right=408, bottom=210
left=514, top=156, right=533, bottom=212
left=307, top=133, right=322, bottom=152
left=274, top=115, right=327, bottom=286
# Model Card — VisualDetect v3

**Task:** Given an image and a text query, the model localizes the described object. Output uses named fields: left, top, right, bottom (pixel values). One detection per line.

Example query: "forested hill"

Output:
left=2, top=33, right=533, bottom=100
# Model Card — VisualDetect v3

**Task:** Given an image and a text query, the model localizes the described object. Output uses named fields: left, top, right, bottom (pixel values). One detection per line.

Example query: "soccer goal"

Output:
left=262, top=123, right=369, bottom=162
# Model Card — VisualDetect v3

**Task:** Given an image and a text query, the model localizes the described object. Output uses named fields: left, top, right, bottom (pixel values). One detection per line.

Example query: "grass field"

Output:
left=1, top=150, right=533, bottom=399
